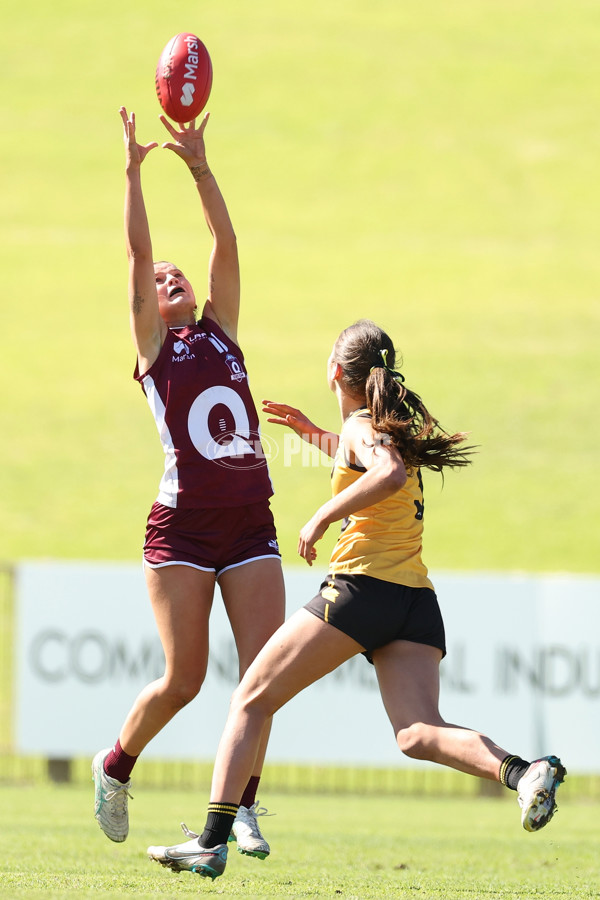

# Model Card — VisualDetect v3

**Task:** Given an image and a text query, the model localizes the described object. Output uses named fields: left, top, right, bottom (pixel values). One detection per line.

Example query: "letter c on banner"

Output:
left=188, top=385, right=254, bottom=460
left=71, top=632, right=110, bottom=684
left=30, top=630, right=67, bottom=682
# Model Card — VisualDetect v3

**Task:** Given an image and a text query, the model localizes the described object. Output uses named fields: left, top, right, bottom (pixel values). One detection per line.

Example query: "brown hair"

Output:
left=333, top=319, right=474, bottom=472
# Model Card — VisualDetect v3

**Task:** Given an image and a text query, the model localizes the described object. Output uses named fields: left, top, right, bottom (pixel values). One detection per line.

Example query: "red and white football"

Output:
left=155, top=33, right=213, bottom=123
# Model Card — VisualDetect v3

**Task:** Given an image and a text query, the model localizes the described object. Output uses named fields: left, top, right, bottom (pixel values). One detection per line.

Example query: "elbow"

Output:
left=389, top=469, right=407, bottom=493
left=383, top=460, right=407, bottom=493
left=218, top=231, right=238, bottom=257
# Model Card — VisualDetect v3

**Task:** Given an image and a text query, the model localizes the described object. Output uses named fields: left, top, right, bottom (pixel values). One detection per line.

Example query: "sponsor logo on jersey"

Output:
left=172, top=340, right=196, bottom=363
left=188, top=332, right=208, bottom=344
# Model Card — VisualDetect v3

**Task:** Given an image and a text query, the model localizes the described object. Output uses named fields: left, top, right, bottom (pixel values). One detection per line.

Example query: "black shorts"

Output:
left=304, top=573, right=446, bottom=662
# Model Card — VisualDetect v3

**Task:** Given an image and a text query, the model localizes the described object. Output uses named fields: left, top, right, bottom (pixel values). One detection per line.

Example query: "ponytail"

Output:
left=334, top=319, right=475, bottom=473
left=366, top=367, right=474, bottom=472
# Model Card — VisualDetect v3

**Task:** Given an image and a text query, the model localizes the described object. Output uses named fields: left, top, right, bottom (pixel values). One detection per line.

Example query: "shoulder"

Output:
left=343, top=409, right=407, bottom=477
left=198, top=313, right=244, bottom=357
left=339, top=411, right=374, bottom=468
left=200, top=304, right=239, bottom=347
left=341, top=410, right=373, bottom=444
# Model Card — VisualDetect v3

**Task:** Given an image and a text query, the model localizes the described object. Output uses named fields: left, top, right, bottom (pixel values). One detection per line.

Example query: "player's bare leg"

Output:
left=148, top=611, right=361, bottom=878
left=210, top=610, right=362, bottom=806
left=94, top=565, right=215, bottom=842
left=119, top=565, right=216, bottom=753
left=374, top=640, right=510, bottom=777
left=218, top=558, right=285, bottom=857
left=373, top=640, right=565, bottom=831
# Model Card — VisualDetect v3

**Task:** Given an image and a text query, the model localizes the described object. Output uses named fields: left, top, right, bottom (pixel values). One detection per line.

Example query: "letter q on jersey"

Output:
left=187, top=385, right=278, bottom=468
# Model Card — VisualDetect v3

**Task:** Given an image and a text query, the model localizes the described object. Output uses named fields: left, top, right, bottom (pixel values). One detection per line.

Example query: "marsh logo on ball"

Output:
left=180, top=83, right=196, bottom=108
left=155, top=32, right=213, bottom=123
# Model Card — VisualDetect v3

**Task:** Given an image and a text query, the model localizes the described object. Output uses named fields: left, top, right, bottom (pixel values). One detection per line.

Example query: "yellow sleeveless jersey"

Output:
left=328, top=415, right=433, bottom=590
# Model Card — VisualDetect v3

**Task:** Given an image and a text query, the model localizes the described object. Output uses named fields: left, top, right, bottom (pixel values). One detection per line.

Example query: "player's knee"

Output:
left=230, top=680, right=277, bottom=719
left=396, top=721, right=435, bottom=760
left=162, top=676, right=204, bottom=710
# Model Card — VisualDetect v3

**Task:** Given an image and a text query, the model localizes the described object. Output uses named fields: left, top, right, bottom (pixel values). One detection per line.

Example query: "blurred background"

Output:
left=1, top=0, right=599, bottom=791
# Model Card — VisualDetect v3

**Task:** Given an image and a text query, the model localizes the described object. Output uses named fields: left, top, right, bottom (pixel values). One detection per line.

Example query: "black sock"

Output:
left=499, top=755, right=530, bottom=791
left=199, top=802, right=238, bottom=847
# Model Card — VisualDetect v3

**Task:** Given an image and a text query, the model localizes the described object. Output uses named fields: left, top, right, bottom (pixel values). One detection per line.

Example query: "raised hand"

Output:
left=120, top=107, right=158, bottom=169
left=262, top=401, right=319, bottom=440
left=262, top=401, right=339, bottom=458
left=160, top=112, right=210, bottom=167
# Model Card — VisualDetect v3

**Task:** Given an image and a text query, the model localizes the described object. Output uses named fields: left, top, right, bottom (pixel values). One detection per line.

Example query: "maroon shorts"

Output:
left=143, top=498, right=281, bottom=577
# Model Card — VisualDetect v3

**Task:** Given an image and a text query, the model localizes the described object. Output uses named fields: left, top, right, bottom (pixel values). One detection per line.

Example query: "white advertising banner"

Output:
left=15, top=562, right=600, bottom=771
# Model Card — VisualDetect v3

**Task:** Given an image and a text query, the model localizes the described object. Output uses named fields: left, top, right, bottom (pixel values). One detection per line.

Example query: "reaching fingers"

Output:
left=263, top=408, right=298, bottom=425
left=159, top=114, right=180, bottom=139
left=182, top=112, right=209, bottom=134
left=198, top=111, right=210, bottom=134
left=160, top=110, right=209, bottom=137
left=120, top=106, right=132, bottom=137
left=263, top=401, right=300, bottom=417
left=266, top=416, right=293, bottom=426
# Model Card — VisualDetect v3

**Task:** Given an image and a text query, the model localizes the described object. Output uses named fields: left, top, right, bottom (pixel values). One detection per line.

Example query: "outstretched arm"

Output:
left=120, top=107, right=164, bottom=373
left=262, top=401, right=339, bottom=458
left=297, top=417, right=407, bottom=566
left=161, top=114, right=240, bottom=343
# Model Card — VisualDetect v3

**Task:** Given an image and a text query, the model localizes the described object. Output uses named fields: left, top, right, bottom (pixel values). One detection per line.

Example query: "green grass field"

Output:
left=0, top=0, right=599, bottom=571
left=0, top=785, right=598, bottom=899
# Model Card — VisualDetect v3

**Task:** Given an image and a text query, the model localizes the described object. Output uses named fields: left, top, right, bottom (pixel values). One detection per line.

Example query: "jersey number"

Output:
left=414, top=469, right=425, bottom=520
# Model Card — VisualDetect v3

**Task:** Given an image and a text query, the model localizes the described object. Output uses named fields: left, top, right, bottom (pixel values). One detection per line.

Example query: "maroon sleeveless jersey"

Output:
left=134, top=316, right=273, bottom=508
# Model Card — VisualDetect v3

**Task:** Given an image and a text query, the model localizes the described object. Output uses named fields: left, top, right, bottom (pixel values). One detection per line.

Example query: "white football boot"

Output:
left=517, top=755, right=566, bottom=832
left=230, top=801, right=272, bottom=859
left=92, top=748, right=133, bottom=842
